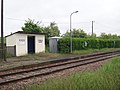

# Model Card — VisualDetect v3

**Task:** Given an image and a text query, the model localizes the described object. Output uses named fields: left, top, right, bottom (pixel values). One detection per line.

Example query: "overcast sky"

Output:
left=0, top=0, right=120, bottom=36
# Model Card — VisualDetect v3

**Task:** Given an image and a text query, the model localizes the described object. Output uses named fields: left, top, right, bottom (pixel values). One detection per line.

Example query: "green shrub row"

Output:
left=58, top=38, right=120, bottom=53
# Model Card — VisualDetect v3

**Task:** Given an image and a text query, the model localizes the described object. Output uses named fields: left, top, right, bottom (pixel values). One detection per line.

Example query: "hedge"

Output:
left=58, top=38, right=120, bottom=53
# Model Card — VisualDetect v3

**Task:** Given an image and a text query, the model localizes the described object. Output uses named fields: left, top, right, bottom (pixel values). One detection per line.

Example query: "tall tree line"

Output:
left=21, top=19, right=120, bottom=45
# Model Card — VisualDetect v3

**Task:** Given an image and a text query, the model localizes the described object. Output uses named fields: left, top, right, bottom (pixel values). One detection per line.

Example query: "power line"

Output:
left=5, top=17, right=91, bottom=24
left=5, top=17, right=25, bottom=21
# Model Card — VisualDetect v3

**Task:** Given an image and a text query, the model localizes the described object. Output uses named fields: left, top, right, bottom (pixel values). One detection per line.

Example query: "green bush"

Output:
left=58, top=38, right=120, bottom=53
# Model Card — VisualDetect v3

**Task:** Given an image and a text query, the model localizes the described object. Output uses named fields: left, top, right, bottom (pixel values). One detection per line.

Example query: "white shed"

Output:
left=6, top=31, right=45, bottom=56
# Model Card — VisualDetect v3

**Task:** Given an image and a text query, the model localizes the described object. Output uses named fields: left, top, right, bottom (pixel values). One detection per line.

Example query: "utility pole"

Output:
left=92, top=21, right=94, bottom=37
left=1, top=0, right=6, bottom=61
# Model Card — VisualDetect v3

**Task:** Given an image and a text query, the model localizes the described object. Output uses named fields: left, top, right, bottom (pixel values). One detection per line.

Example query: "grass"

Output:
left=6, top=52, right=68, bottom=62
left=5, top=48, right=120, bottom=61
left=17, top=52, right=66, bottom=60
left=72, top=48, right=120, bottom=54
left=5, top=48, right=120, bottom=62
left=25, top=57, right=120, bottom=90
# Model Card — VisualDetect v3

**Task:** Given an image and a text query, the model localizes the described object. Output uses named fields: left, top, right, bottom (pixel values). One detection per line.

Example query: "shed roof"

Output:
left=49, top=36, right=62, bottom=39
left=6, top=31, right=45, bottom=37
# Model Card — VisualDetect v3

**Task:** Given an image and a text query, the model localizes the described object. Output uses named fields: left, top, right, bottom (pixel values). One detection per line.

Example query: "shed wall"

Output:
left=6, top=34, right=16, bottom=46
left=49, top=38, right=58, bottom=53
left=6, top=33, right=45, bottom=56
left=16, top=34, right=27, bottom=56
left=35, top=35, right=45, bottom=53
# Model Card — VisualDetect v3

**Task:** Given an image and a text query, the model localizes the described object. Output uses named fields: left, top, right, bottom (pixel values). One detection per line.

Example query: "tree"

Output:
left=22, top=18, right=44, bottom=33
left=44, top=22, right=60, bottom=45
left=22, top=19, right=60, bottom=37
left=112, top=34, right=119, bottom=39
left=22, top=19, right=60, bottom=45
left=100, top=33, right=108, bottom=39
left=62, top=30, right=70, bottom=37
left=87, top=33, right=97, bottom=38
left=63, top=28, right=87, bottom=38
left=45, top=22, right=60, bottom=37
left=99, top=33, right=119, bottom=39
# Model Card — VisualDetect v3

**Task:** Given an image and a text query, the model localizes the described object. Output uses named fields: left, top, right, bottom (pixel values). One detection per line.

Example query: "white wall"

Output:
left=35, top=35, right=45, bottom=53
left=6, top=34, right=16, bottom=46
left=16, top=34, right=27, bottom=56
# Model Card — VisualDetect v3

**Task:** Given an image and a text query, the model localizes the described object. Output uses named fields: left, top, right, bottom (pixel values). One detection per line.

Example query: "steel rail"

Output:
left=0, top=50, right=119, bottom=73
left=0, top=52, right=118, bottom=77
left=0, top=52, right=119, bottom=85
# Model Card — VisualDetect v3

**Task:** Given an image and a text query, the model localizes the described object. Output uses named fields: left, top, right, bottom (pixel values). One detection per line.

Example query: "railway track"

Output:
left=0, top=51, right=120, bottom=85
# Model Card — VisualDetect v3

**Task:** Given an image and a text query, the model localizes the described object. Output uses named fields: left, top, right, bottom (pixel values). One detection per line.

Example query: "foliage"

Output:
left=100, top=33, right=120, bottom=39
left=44, top=22, right=60, bottom=45
left=22, top=18, right=44, bottom=33
left=62, top=30, right=69, bottom=37
left=21, top=19, right=60, bottom=45
left=62, top=29, right=120, bottom=39
left=62, top=28, right=87, bottom=38
left=72, top=48, right=120, bottom=54
left=58, top=38, right=120, bottom=53
left=25, top=57, right=120, bottom=90
left=87, top=33, right=97, bottom=38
